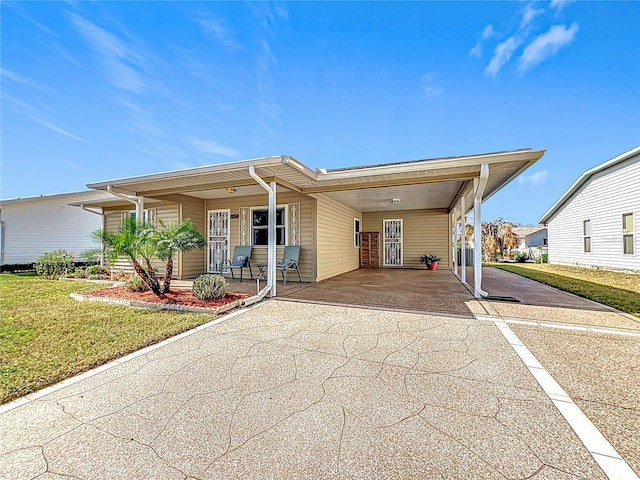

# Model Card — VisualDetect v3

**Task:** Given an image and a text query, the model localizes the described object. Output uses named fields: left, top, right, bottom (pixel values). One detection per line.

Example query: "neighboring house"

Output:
left=512, top=225, right=548, bottom=260
left=76, top=148, right=545, bottom=297
left=539, top=146, right=640, bottom=272
left=0, top=191, right=105, bottom=266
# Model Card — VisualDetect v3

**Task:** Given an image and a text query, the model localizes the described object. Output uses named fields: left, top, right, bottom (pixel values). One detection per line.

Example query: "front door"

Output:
left=208, top=209, right=230, bottom=273
left=383, top=219, right=403, bottom=266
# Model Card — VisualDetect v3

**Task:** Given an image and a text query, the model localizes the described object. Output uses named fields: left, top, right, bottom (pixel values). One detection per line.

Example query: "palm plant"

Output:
left=93, top=217, right=206, bottom=295
left=150, top=220, right=206, bottom=293
left=93, top=216, right=161, bottom=294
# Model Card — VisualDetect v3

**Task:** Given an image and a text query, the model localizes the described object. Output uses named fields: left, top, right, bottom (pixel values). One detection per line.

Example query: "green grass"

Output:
left=487, top=263, right=640, bottom=318
left=0, top=273, right=212, bottom=404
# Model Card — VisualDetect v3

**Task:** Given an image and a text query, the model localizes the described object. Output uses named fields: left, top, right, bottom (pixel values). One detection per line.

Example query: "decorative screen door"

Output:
left=383, top=219, right=403, bottom=266
left=208, top=210, right=230, bottom=273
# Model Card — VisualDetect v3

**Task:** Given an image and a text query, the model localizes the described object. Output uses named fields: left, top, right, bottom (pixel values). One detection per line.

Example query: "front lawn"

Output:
left=487, top=263, right=640, bottom=318
left=0, top=274, right=212, bottom=404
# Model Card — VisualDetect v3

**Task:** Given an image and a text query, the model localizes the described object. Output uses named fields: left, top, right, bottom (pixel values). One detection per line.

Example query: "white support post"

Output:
left=269, top=181, right=277, bottom=297
left=461, top=196, right=466, bottom=285
left=450, top=211, right=456, bottom=275
left=473, top=164, right=489, bottom=298
left=136, top=197, right=144, bottom=221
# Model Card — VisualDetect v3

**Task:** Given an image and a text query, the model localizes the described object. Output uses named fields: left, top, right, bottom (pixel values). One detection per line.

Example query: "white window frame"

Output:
left=622, top=212, right=634, bottom=255
left=122, top=208, right=156, bottom=227
left=250, top=205, right=287, bottom=247
left=583, top=219, right=591, bottom=254
left=354, top=218, right=361, bottom=248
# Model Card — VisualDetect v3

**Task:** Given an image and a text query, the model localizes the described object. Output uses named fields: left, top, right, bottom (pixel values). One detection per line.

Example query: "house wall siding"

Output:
left=546, top=155, right=640, bottom=271
left=314, top=194, right=361, bottom=282
left=158, top=195, right=206, bottom=279
left=205, top=191, right=315, bottom=282
left=0, top=192, right=103, bottom=265
left=362, top=209, right=449, bottom=268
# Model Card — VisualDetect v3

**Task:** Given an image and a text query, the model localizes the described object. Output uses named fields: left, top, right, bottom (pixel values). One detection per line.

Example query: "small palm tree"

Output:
left=94, top=216, right=162, bottom=294
left=150, top=220, right=206, bottom=293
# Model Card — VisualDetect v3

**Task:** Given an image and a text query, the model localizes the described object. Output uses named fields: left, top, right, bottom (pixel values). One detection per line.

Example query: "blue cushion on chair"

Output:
left=231, top=255, right=248, bottom=267
left=277, top=258, right=296, bottom=269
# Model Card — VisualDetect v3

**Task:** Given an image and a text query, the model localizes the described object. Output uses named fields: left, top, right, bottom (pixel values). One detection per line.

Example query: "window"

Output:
left=583, top=220, right=591, bottom=253
left=354, top=218, right=361, bottom=247
left=122, top=208, right=156, bottom=227
left=251, top=207, right=286, bottom=246
left=623, top=213, right=634, bottom=255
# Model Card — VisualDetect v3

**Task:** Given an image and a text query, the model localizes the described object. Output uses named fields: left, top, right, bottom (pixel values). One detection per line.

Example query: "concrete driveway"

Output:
left=1, top=298, right=636, bottom=479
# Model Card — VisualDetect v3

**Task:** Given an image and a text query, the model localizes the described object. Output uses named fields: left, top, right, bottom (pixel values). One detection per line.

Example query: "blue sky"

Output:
left=2, top=1, right=639, bottom=225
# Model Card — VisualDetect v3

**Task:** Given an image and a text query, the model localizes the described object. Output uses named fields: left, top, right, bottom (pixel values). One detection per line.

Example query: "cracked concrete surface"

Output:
left=0, top=300, right=609, bottom=479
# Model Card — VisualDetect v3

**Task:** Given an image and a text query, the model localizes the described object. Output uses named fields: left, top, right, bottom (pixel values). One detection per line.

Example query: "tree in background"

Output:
left=481, top=218, right=519, bottom=261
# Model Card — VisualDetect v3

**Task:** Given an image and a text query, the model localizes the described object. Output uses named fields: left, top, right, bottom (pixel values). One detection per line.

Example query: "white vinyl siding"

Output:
left=315, top=194, right=361, bottom=282
left=0, top=192, right=103, bottom=265
left=546, top=153, right=640, bottom=271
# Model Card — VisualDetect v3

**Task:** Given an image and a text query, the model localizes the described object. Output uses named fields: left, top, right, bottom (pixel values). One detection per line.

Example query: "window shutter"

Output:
left=147, top=208, right=157, bottom=226
left=288, top=203, right=300, bottom=246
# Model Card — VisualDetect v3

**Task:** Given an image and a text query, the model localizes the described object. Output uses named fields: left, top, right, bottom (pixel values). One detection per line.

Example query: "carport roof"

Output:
left=85, top=148, right=545, bottom=211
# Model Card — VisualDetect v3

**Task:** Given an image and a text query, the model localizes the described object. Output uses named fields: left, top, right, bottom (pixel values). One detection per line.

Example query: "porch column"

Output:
left=460, top=196, right=466, bottom=284
left=269, top=181, right=277, bottom=297
left=451, top=211, right=457, bottom=275
left=473, top=164, right=489, bottom=298
left=136, top=197, right=144, bottom=221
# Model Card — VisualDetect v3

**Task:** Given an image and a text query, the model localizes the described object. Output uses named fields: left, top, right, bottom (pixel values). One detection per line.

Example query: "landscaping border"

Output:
left=70, top=291, right=243, bottom=315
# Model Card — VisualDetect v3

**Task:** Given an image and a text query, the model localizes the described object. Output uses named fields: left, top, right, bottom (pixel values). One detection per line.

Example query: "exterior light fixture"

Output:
left=226, top=187, right=237, bottom=193
left=391, top=198, right=401, bottom=204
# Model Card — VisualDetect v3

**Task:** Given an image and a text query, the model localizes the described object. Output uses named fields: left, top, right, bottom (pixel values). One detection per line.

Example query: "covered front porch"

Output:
left=179, top=267, right=484, bottom=317
left=79, top=149, right=545, bottom=301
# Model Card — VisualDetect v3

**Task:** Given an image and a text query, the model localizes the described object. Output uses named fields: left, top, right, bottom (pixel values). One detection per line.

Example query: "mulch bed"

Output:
left=84, top=287, right=251, bottom=309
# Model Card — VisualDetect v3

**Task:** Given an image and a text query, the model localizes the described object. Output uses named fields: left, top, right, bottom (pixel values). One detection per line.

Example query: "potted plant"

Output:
left=420, top=254, right=441, bottom=271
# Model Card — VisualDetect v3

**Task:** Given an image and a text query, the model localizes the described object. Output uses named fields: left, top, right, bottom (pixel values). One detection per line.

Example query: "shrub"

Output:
left=74, top=267, right=87, bottom=279
left=112, top=270, right=127, bottom=281
left=85, top=265, right=109, bottom=276
left=514, top=252, right=529, bottom=263
left=192, top=274, right=227, bottom=300
left=124, top=274, right=149, bottom=292
left=541, top=254, right=549, bottom=263
left=35, top=250, right=74, bottom=280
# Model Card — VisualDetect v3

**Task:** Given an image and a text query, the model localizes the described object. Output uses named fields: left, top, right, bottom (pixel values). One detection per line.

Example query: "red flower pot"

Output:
left=428, top=261, right=438, bottom=271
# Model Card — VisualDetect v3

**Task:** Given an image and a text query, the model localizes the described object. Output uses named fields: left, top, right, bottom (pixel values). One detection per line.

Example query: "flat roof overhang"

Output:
left=85, top=149, right=545, bottom=212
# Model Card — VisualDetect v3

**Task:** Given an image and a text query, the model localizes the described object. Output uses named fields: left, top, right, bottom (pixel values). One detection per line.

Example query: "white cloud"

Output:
left=517, top=170, right=548, bottom=187
left=521, top=3, right=545, bottom=29
left=469, top=43, right=482, bottom=59
left=485, top=36, right=521, bottom=76
left=550, top=0, right=576, bottom=11
left=3, top=93, right=85, bottom=142
left=193, top=13, right=241, bottom=49
left=482, top=24, right=496, bottom=40
left=188, top=139, right=239, bottom=158
left=518, top=23, right=579, bottom=74
left=469, top=25, right=496, bottom=58
left=421, top=72, right=443, bottom=98
left=69, top=13, right=146, bottom=93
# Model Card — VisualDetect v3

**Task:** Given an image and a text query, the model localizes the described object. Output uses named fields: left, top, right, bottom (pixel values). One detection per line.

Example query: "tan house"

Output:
left=76, top=149, right=545, bottom=298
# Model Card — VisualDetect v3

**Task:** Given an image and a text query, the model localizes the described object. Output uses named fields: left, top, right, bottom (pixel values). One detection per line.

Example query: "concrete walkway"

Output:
left=2, top=268, right=639, bottom=479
